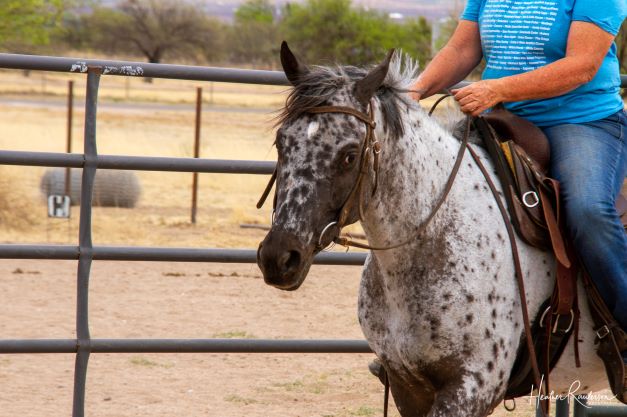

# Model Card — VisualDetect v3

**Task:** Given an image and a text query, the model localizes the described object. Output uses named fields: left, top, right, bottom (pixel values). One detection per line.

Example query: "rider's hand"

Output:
left=451, top=79, right=503, bottom=116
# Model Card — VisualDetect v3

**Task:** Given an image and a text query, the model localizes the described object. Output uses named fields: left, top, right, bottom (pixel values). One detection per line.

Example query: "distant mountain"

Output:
left=206, top=0, right=460, bottom=21
left=99, top=0, right=461, bottom=21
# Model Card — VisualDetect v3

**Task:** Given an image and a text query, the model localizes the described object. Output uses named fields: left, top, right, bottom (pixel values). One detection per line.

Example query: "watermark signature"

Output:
left=528, top=375, right=617, bottom=408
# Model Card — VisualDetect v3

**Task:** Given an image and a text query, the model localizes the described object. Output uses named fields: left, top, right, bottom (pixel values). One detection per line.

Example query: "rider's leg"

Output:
left=542, top=110, right=627, bottom=337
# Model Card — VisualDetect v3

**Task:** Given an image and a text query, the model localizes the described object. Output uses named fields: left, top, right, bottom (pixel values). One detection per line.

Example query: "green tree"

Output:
left=58, top=6, right=127, bottom=54
left=235, top=0, right=273, bottom=24
left=228, top=0, right=278, bottom=67
left=77, top=0, right=219, bottom=65
left=0, top=0, right=66, bottom=49
left=390, top=16, right=432, bottom=68
left=280, top=0, right=356, bottom=64
left=279, top=0, right=432, bottom=67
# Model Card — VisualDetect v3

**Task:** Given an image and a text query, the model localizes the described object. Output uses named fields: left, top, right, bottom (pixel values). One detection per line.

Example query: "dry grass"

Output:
left=0, top=166, right=44, bottom=233
left=0, top=103, right=276, bottom=247
left=0, top=68, right=287, bottom=108
left=0, top=70, right=372, bottom=249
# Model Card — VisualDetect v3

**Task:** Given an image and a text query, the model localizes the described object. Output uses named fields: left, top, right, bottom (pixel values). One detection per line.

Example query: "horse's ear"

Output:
left=354, top=49, right=395, bottom=106
left=280, top=41, right=309, bottom=86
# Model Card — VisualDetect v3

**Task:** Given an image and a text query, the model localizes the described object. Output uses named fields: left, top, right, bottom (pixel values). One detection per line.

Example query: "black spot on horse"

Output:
left=294, top=167, right=314, bottom=181
left=428, top=316, right=441, bottom=331
left=487, top=361, right=494, bottom=372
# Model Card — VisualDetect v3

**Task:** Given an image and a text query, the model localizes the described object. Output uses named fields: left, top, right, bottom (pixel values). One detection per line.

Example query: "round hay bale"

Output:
left=40, top=168, right=141, bottom=208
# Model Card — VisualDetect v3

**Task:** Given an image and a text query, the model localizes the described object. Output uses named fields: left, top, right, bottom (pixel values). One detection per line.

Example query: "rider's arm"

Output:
left=453, top=22, right=616, bottom=115
left=409, top=20, right=483, bottom=100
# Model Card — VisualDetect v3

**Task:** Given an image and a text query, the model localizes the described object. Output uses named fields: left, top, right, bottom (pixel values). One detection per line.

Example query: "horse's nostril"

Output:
left=279, top=250, right=301, bottom=273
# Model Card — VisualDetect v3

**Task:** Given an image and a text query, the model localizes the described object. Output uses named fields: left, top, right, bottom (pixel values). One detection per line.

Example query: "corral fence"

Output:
left=0, top=53, right=624, bottom=417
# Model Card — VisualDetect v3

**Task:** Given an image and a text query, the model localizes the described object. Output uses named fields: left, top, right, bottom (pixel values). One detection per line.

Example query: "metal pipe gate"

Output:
left=0, top=53, right=625, bottom=417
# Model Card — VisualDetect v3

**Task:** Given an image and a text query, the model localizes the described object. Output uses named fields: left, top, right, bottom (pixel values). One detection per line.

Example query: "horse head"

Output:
left=256, top=42, right=395, bottom=290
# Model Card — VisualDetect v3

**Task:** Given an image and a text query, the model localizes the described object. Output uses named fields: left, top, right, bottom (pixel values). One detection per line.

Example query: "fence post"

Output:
left=65, top=80, right=74, bottom=197
left=71, top=67, right=101, bottom=417
left=574, top=396, right=588, bottom=417
left=556, top=397, right=570, bottom=417
left=191, top=87, right=202, bottom=224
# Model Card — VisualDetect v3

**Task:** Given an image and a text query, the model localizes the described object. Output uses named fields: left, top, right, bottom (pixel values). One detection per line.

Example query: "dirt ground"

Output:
left=0, top=258, right=548, bottom=417
left=0, top=70, right=621, bottom=416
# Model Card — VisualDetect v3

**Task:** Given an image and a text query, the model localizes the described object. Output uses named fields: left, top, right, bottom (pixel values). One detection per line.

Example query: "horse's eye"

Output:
left=343, top=153, right=357, bottom=167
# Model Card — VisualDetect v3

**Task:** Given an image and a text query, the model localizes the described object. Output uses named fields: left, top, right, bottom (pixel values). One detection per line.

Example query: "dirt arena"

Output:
left=0, top=70, right=620, bottom=416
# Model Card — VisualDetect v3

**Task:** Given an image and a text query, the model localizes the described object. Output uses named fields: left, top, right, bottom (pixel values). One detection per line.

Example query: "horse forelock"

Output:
left=276, top=51, right=421, bottom=141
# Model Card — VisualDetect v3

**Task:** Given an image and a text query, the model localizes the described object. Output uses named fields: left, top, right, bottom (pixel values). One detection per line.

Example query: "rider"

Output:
left=409, top=0, right=626, bottom=396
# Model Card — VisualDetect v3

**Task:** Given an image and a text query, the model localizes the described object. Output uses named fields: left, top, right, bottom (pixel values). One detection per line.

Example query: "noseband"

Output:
left=257, top=98, right=471, bottom=252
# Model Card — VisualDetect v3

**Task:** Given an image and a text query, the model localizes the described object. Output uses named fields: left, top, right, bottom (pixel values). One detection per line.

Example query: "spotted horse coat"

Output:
left=257, top=42, right=607, bottom=417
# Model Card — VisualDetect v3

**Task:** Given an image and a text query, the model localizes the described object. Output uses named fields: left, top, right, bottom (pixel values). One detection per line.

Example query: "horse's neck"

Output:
left=361, top=105, right=461, bottom=250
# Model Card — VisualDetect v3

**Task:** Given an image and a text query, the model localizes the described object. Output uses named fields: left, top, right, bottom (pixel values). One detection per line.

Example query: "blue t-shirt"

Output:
left=461, top=0, right=626, bottom=127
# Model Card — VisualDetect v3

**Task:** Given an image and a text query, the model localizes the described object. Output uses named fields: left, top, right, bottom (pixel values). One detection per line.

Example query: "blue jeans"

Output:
left=542, top=109, right=627, bottom=333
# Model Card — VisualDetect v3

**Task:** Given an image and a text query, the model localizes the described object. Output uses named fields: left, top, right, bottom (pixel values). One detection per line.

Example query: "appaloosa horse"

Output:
left=257, top=42, right=606, bottom=417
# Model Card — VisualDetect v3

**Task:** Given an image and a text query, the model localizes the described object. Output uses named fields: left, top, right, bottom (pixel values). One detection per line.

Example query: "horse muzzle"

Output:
left=257, top=229, right=312, bottom=290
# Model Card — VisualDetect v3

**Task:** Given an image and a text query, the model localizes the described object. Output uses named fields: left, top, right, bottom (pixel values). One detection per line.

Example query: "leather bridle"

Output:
left=257, top=99, right=381, bottom=251
left=257, top=98, right=471, bottom=252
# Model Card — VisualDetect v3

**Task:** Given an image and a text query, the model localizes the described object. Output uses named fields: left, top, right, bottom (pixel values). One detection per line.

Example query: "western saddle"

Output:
left=474, top=105, right=627, bottom=406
